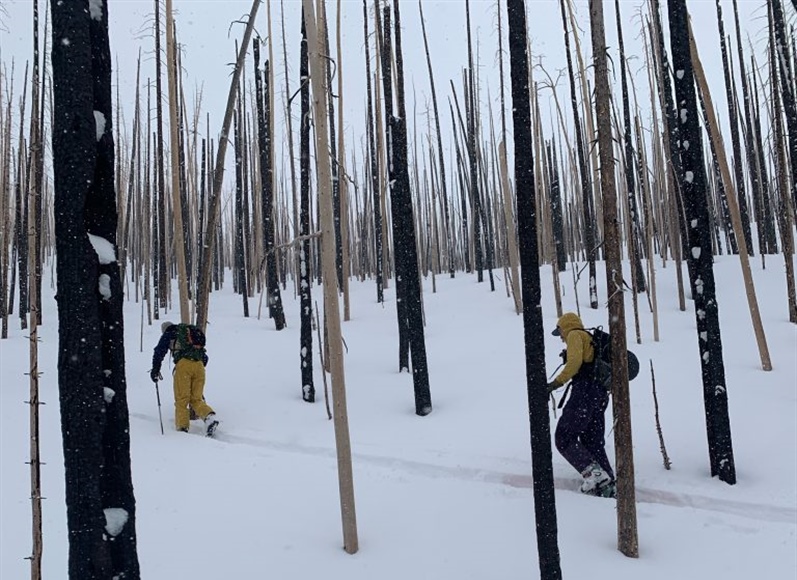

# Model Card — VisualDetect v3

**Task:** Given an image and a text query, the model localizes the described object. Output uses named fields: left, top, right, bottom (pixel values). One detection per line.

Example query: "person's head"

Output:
left=551, top=312, right=583, bottom=341
left=161, top=320, right=174, bottom=334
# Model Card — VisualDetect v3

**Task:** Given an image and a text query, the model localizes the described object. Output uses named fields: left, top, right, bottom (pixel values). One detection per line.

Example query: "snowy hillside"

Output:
left=1, top=256, right=795, bottom=579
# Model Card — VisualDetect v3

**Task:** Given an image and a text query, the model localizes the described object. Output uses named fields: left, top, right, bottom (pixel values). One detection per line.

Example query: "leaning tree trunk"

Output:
left=195, top=0, right=260, bottom=330
left=506, top=2, right=562, bottom=579
left=667, top=0, right=736, bottom=485
left=689, top=20, right=773, bottom=370
left=51, top=0, right=141, bottom=577
left=419, top=0, right=454, bottom=279
left=590, top=0, right=638, bottom=557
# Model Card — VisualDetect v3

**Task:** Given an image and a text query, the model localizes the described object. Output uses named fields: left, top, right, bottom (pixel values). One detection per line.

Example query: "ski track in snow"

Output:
left=130, top=412, right=796, bottom=525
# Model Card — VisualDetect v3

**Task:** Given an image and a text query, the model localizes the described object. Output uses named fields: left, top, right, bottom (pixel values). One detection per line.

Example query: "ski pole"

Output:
left=153, top=376, right=165, bottom=435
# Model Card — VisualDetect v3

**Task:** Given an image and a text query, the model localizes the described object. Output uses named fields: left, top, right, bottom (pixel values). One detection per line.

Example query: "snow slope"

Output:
left=1, top=255, right=795, bottom=579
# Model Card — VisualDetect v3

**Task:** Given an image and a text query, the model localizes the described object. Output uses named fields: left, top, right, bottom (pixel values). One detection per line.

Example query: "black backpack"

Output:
left=583, top=327, right=640, bottom=391
left=172, top=323, right=207, bottom=362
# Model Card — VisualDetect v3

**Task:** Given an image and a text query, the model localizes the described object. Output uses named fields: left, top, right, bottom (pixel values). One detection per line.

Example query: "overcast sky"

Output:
left=0, top=0, right=772, bottom=192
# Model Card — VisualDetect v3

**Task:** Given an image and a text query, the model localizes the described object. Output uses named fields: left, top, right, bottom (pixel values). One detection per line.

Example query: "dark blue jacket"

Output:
left=151, top=324, right=209, bottom=373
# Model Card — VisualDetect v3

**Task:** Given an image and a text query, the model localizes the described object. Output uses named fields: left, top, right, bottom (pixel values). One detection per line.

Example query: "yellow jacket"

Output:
left=553, top=312, right=595, bottom=386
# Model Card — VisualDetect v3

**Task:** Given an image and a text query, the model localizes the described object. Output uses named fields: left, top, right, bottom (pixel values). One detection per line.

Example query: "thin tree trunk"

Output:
left=364, top=0, right=384, bottom=301
left=589, top=0, right=638, bottom=557
left=506, top=1, right=562, bottom=578
left=195, top=0, right=260, bottom=330
left=559, top=0, right=597, bottom=309
left=689, top=20, right=773, bottom=370
left=302, top=0, right=358, bottom=554
left=299, top=10, right=315, bottom=402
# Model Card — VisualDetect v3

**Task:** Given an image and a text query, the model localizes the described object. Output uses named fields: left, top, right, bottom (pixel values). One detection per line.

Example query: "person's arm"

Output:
left=553, top=333, right=585, bottom=386
left=151, top=330, right=173, bottom=374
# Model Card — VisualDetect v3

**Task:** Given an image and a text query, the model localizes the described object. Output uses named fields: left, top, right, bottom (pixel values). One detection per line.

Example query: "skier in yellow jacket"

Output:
left=547, top=312, right=615, bottom=498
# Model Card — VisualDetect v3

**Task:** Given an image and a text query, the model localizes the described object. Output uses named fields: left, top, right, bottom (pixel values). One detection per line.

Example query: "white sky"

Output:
left=1, top=0, right=770, bottom=169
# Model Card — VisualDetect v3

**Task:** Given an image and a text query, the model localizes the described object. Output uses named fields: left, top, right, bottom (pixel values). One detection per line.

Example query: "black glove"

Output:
left=547, top=380, right=560, bottom=394
left=150, top=369, right=162, bottom=383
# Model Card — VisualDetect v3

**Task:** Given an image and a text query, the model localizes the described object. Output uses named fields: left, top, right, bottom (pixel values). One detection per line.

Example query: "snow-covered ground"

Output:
left=1, top=255, right=795, bottom=579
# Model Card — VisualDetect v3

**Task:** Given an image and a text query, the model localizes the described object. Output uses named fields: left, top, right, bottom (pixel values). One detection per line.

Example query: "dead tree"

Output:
left=506, top=1, right=562, bottom=578
left=364, top=0, right=385, bottom=301
left=590, top=0, right=638, bottom=557
left=51, top=0, right=141, bottom=575
left=299, top=10, right=315, bottom=402
left=254, top=41, right=286, bottom=329
left=667, top=0, right=736, bottom=485
left=383, top=0, right=433, bottom=416
left=558, top=0, right=598, bottom=309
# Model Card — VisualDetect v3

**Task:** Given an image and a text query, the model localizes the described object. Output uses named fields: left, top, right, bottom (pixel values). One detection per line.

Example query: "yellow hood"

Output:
left=554, top=312, right=584, bottom=338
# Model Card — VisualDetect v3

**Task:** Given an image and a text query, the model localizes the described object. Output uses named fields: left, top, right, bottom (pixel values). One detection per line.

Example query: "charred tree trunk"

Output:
left=716, top=0, right=753, bottom=254
left=668, top=0, right=736, bottom=485
left=254, top=43, right=286, bottom=330
left=364, top=0, right=384, bottom=301
left=615, top=0, right=646, bottom=294
left=771, top=0, right=797, bottom=211
left=299, top=11, right=315, bottom=402
left=506, top=1, right=562, bottom=578
left=547, top=141, right=567, bottom=272
left=419, top=0, right=454, bottom=278
left=51, top=0, right=141, bottom=576
left=380, top=4, right=410, bottom=372
left=233, top=102, right=249, bottom=317
left=389, top=0, right=432, bottom=416
left=559, top=0, right=597, bottom=309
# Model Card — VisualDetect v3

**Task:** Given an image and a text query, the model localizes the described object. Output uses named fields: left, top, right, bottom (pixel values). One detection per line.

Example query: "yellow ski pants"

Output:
left=173, top=358, right=214, bottom=430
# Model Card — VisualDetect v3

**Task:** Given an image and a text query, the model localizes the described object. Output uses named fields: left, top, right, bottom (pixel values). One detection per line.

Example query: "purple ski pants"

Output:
left=554, top=379, right=615, bottom=480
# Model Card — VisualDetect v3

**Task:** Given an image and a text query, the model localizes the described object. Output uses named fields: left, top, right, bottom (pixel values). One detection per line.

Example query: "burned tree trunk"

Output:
left=51, top=0, right=141, bottom=576
left=667, top=0, right=736, bottom=485
left=382, top=2, right=432, bottom=416
left=254, top=42, right=286, bottom=330
left=506, top=1, right=562, bottom=578
left=299, top=11, right=315, bottom=402
left=419, top=0, right=454, bottom=279
left=558, top=0, right=597, bottom=309
left=364, top=0, right=384, bottom=301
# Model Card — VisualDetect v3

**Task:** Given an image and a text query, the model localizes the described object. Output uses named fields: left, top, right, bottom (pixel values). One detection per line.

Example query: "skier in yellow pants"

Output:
left=150, top=321, right=219, bottom=436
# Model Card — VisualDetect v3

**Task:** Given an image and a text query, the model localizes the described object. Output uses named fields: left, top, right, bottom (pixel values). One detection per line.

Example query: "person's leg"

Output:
left=555, top=385, right=595, bottom=475
left=187, top=360, right=214, bottom=419
left=172, top=361, right=191, bottom=430
left=580, top=391, right=614, bottom=480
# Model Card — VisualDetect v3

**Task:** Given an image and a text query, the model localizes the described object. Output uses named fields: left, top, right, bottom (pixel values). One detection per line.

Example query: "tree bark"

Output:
left=667, top=0, right=736, bottom=485
left=506, top=1, right=562, bottom=578
left=299, top=10, right=315, bottom=402
left=51, top=0, right=141, bottom=575
left=302, top=0, right=358, bottom=553
left=589, top=0, right=639, bottom=557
